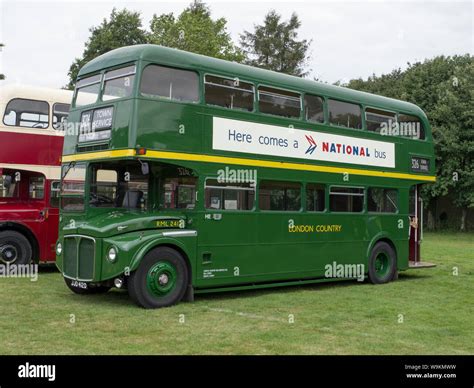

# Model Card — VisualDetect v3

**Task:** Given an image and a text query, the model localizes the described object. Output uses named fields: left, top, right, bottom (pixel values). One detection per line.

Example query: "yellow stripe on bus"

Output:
left=61, top=149, right=437, bottom=182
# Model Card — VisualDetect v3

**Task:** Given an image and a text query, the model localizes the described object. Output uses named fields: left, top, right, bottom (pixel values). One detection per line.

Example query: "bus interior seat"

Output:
left=122, top=190, right=143, bottom=208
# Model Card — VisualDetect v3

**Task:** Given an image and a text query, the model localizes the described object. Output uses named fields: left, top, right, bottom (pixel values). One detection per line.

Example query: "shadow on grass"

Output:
left=59, top=288, right=132, bottom=308
left=196, top=271, right=433, bottom=303
left=39, top=265, right=59, bottom=274
left=54, top=270, right=434, bottom=309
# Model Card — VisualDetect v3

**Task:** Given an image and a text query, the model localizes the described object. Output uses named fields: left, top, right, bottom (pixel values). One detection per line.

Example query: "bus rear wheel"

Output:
left=368, top=241, right=397, bottom=284
left=0, top=231, right=32, bottom=265
left=128, top=247, right=189, bottom=309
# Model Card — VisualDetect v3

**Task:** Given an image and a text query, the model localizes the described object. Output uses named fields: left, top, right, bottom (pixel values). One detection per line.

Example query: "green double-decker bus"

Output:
left=56, top=45, right=436, bottom=308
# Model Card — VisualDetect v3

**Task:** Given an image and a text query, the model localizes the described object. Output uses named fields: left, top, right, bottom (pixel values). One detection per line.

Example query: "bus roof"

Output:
left=0, top=84, right=73, bottom=105
left=78, top=44, right=426, bottom=119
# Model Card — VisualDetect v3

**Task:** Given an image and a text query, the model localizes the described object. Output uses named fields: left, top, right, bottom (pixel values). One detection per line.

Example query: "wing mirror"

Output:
left=139, top=161, right=149, bottom=175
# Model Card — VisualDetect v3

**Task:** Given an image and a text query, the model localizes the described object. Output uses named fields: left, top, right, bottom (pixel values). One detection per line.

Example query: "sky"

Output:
left=0, top=0, right=472, bottom=88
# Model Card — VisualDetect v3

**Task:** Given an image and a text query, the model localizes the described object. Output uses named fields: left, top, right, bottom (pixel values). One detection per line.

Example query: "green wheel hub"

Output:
left=146, top=261, right=177, bottom=297
left=374, top=252, right=390, bottom=277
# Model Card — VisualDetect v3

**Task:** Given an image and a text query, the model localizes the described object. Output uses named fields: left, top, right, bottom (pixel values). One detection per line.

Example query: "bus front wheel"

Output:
left=128, top=247, right=189, bottom=309
left=0, top=231, right=32, bottom=265
left=368, top=242, right=397, bottom=284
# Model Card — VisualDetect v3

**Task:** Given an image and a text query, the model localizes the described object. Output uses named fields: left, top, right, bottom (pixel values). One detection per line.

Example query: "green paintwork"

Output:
left=57, top=44, right=435, bottom=297
left=146, top=261, right=177, bottom=297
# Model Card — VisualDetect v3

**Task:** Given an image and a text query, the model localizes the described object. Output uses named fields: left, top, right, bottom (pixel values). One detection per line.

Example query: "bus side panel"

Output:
left=195, top=212, right=369, bottom=287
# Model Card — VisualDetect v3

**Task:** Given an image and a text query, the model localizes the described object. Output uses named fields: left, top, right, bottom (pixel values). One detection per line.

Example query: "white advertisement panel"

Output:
left=212, top=117, right=395, bottom=168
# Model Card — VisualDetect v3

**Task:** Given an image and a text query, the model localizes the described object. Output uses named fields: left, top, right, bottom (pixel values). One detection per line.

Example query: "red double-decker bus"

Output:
left=0, top=85, right=72, bottom=264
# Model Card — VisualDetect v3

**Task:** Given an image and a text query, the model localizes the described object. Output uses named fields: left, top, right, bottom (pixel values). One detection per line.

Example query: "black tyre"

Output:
left=64, top=277, right=111, bottom=294
left=368, top=241, right=397, bottom=284
left=0, top=230, right=32, bottom=265
left=128, top=247, right=189, bottom=309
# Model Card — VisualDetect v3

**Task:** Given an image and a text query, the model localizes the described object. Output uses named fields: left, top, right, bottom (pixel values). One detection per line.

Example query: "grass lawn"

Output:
left=0, top=232, right=472, bottom=355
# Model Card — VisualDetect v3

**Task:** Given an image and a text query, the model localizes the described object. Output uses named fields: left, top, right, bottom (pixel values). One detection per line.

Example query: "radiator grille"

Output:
left=63, top=236, right=95, bottom=281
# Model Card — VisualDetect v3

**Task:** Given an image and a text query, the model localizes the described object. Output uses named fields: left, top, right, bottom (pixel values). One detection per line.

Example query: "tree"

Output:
left=429, top=60, right=474, bottom=230
left=149, top=1, right=244, bottom=62
left=346, top=68, right=405, bottom=99
left=346, top=55, right=474, bottom=230
left=66, top=8, right=148, bottom=89
left=240, top=10, right=311, bottom=77
left=0, top=43, right=5, bottom=80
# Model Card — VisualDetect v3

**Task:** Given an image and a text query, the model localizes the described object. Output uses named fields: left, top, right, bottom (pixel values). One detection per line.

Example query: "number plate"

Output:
left=70, top=280, right=88, bottom=290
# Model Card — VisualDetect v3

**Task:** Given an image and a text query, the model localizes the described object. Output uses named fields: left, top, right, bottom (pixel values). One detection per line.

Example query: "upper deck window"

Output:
left=140, top=65, right=199, bottom=103
left=75, top=74, right=101, bottom=107
left=204, top=75, right=254, bottom=111
left=304, top=94, right=324, bottom=123
left=328, top=99, right=362, bottom=129
left=398, top=113, right=425, bottom=140
left=52, top=103, right=71, bottom=130
left=365, top=107, right=396, bottom=133
left=102, top=65, right=136, bottom=101
left=258, top=86, right=301, bottom=118
left=3, top=98, right=49, bottom=129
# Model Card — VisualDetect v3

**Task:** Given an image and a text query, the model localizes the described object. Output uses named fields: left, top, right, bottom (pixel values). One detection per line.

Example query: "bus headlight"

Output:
left=56, top=242, right=63, bottom=256
left=107, top=247, right=118, bottom=263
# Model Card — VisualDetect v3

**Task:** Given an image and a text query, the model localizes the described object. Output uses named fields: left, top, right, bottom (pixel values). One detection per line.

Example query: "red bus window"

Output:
left=3, top=98, right=49, bottom=129
left=0, top=174, right=19, bottom=198
left=50, top=181, right=60, bottom=207
left=29, top=177, right=45, bottom=199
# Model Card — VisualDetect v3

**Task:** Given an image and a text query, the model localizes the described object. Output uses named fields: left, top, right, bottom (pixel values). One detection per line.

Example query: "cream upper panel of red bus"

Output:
left=0, top=84, right=73, bottom=137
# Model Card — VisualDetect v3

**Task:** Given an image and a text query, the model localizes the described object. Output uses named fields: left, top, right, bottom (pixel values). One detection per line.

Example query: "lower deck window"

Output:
left=61, top=197, right=85, bottom=212
left=205, top=179, right=255, bottom=210
left=50, top=181, right=61, bottom=208
left=368, top=188, right=398, bottom=213
left=0, top=174, right=19, bottom=198
left=259, top=180, right=301, bottom=211
left=306, top=183, right=325, bottom=211
left=89, top=162, right=149, bottom=209
left=61, top=163, right=86, bottom=212
left=329, top=186, right=364, bottom=212
left=29, top=177, right=45, bottom=199
left=161, top=177, right=197, bottom=210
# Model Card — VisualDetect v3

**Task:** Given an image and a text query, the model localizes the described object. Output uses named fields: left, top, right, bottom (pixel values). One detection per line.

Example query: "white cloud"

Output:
left=0, top=0, right=472, bottom=88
